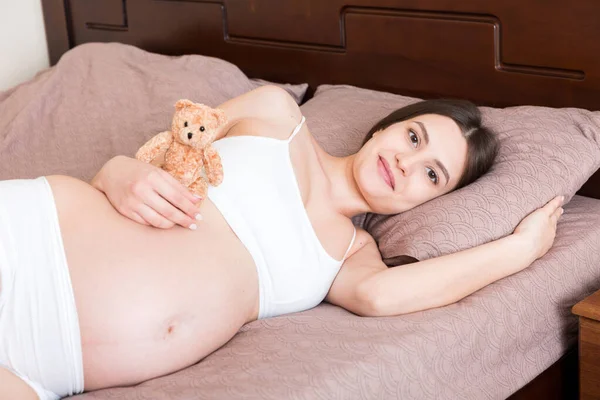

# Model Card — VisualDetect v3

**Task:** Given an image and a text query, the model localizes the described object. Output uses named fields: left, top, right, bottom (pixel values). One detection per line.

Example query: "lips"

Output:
left=378, top=155, right=395, bottom=190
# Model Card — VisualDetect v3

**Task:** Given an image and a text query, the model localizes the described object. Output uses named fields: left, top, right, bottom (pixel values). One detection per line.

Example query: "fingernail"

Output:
left=189, top=224, right=197, bottom=230
left=195, top=213, right=203, bottom=221
left=560, top=195, right=565, bottom=201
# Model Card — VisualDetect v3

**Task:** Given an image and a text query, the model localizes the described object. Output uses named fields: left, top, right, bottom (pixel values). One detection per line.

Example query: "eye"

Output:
left=408, top=129, right=419, bottom=148
left=184, top=121, right=188, bottom=128
left=426, top=167, right=439, bottom=185
left=200, top=126, right=205, bottom=132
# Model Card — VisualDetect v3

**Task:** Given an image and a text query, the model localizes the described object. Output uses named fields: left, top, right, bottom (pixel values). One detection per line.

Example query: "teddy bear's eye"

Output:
left=200, top=126, right=205, bottom=132
left=184, top=121, right=188, bottom=128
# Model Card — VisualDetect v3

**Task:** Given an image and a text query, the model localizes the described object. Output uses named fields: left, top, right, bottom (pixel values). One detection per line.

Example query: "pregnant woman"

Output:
left=0, top=85, right=563, bottom=399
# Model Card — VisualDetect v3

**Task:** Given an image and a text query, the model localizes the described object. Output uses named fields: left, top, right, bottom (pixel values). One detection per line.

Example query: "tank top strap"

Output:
left=286, top=115, right=306, bottom=143
left=341, top=226, right=357, bottom=262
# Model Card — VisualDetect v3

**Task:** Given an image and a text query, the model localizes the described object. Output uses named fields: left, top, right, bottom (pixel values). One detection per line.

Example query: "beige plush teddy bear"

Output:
left=135, top=99, right=226, bottom=199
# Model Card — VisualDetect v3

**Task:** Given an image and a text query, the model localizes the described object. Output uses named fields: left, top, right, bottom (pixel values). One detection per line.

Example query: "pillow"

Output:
left=300, top=84, right=600, bottom=264
left=0, top=42, right=308, bottom=182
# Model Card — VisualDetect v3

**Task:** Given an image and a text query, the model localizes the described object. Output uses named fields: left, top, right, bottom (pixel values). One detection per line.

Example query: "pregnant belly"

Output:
left=45, top=176, right=259, bottom=390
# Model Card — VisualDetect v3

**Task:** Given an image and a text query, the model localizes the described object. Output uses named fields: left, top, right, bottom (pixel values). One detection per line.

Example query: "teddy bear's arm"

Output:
left=188, top=177, right=208, bottom=199
left=135, top=130, right=174, bottom=164
left=202, top=145, right=224, bottom=186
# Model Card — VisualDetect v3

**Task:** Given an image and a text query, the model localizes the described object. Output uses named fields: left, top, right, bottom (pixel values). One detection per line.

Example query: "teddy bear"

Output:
left=135, top=99, right=227, bottom=199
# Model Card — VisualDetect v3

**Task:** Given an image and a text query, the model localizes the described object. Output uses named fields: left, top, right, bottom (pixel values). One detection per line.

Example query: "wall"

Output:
left=0, top=0, right=50, bottom=91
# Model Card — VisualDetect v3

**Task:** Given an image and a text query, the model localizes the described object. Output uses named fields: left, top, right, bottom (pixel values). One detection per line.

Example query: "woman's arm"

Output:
left=327, top=196, right=564, bottom=317
left=359, top=233, right=537, bottom=317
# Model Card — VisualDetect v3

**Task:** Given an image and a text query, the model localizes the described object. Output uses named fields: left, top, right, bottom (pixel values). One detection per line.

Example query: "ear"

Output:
left=174, top=99, right=195, bottom=111
left=213, top=108, right=227, bottom=125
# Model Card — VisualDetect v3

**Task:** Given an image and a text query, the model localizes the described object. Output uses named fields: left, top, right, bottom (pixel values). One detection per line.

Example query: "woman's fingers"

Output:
left=514, top=196, right=566, bottom=261
left=543, top=195, right=564, bottom=215
left=151, top=171, right=203, bottom=220
left=136, top=203, right=176, bottom=229
left=143, top=190, right=198, bottom=229
left=550, top=207, right=564, bottom=225
left=158, top=169, right=203, bottom=204
left=130, top=211, right=150, bottom=226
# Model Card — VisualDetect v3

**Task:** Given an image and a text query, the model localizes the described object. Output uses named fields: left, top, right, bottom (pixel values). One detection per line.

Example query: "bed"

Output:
left=15, top=0, right=600, bottom=398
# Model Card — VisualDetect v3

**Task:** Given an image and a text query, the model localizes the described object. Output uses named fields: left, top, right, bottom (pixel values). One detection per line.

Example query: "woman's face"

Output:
left=354, top=113, right=468, bottom=215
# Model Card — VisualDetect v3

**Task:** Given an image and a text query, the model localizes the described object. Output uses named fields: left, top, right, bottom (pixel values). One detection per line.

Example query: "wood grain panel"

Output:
left=579, top=317, right=600, bottom=399
left=224, top=0, right=340, bottom=46
left=49, top=0, right=595, bottom=106
left=573, top=291, right=600, bottom=321
left=342, top=10, right=498, bottom=97
left=68, top=0, right=224, bottom=56
left=41, top=0, right=70, bottom=61
left=498, top=2, right=598, bottom=71
left=78, top=0, right=128, bottom=31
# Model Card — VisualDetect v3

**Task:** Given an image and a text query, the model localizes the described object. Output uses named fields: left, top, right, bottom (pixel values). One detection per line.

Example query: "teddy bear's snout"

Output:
left=179, top=121, right=212, bottom=147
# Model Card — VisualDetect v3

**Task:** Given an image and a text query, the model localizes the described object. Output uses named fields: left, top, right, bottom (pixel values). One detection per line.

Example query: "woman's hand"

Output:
left=513, top=195, right=564, bottom=261
left=93, top=155, right=203, bottom=230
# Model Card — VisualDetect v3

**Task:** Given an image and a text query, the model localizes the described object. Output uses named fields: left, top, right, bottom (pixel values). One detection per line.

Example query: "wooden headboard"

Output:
left=41, top=0, right=600, bottom=198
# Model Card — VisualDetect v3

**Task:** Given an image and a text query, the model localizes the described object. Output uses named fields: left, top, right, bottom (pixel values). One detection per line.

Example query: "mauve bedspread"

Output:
left=66, top=195, right=600, bottom=399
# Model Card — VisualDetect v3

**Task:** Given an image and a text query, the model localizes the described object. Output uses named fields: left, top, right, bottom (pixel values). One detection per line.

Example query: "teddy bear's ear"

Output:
left=214, top=108, right=227, bottom=125
left=174, top=99, right=195, bottom=111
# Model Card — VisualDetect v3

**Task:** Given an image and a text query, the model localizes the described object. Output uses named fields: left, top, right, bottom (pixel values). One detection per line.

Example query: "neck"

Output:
left=312, top=140, right=371, bottom=218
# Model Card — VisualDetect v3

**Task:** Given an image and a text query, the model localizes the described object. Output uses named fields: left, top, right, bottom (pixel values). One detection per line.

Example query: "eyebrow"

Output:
left=414, top=120, right=451, bottom=186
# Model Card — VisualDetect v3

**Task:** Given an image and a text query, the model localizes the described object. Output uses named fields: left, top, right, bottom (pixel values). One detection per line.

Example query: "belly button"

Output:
left=163, top=323, right=176, bottom=340
left=161, top=314, right=191, bottom=340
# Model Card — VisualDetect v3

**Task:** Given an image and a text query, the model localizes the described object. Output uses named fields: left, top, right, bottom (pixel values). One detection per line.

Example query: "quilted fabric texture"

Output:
left=0, top=42, right=307, bottom=182
left=301, top=84, right=600, bottom=264
left=67, top=195, right=600, bottom=400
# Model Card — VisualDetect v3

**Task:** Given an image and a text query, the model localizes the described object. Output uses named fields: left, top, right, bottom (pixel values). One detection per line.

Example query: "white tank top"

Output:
left=207, top=116, right=356, bottom=319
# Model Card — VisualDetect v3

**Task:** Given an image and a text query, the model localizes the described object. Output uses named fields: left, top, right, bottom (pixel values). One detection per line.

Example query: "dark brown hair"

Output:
left=362, top=99, right=499, bottom=190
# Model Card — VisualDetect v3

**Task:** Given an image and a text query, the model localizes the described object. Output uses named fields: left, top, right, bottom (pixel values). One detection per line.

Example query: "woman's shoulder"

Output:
left=220, top=85, right=304, bottom=141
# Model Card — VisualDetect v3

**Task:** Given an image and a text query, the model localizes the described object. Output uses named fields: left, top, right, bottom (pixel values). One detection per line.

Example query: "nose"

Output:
left=187, top=132, right=193, bottom=140
left=396, top=153, right=413, bottom=176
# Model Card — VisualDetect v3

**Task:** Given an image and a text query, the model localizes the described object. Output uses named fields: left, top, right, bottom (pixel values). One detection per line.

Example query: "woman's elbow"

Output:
left=356, top=282, right=452, bottom=317
left=354, top=283, right=387, bottom=317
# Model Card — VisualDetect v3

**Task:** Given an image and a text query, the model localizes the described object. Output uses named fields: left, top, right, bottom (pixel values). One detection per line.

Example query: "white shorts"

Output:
left=0, top=177, right=84, bottom=400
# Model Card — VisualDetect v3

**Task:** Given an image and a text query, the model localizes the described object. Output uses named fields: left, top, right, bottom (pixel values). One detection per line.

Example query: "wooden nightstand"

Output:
left=573, top=290, right=600, bottom=399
